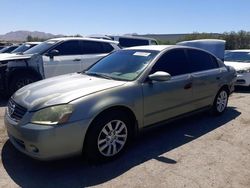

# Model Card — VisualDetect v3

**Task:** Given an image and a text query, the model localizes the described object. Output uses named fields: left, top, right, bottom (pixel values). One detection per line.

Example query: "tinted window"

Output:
left=119, top=38, right=149, bottom=47
left=151, top=49, right=190, bottom=76
left=187, top=49, right=218, bottom=72
left=54, top=41, right=81, bottom=55
left=79, top=41, right=113, bottom=54
left=102, top=43, right=114, bottom=53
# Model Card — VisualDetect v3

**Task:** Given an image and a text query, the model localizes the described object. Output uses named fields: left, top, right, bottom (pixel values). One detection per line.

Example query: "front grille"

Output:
left=7, top=99, right=27, bottom=122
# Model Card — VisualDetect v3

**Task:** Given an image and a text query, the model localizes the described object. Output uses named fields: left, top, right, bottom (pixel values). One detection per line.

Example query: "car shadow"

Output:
left=2, top=107, right=240, bottom=188
left=0, top=97, right=7, bottom=107
left=234, top=86, right=250, bottom=93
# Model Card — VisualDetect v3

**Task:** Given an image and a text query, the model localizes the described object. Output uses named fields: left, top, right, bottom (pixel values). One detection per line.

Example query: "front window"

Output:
left=224, top=51, right=250, bottom=63
left=23, top=40, right=59, bottom=55
left=85, top=50, right=159, bottom=81
left=11, top=43, right=36, bottom=54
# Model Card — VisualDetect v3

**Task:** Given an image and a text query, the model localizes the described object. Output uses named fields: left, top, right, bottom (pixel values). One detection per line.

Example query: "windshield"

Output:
left=86, top=50, right=159, bottom=81
left=12, top=43, right=37, bottom=54
left=224, top=51, right=250, bottom=63
left=23, top=40, right=59, bottom=55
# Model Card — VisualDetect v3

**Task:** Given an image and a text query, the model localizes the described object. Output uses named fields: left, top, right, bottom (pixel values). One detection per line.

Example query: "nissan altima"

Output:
left=5, top=45, right=236, bottom=162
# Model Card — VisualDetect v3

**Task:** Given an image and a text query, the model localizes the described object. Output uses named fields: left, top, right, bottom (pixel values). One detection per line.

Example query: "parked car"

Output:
left=11, top=42, right=41, bottom=54
left=88, top=35, right=158, bottom=48
left=5, top=45, right=236, bottom=162
left=112, top=36, right=158, bottom=47
left=224, top=50, right=250, bottom=86
left=0, top=44, right=19, bottom=53
left=0, top=37, right=120, bottom=96
left=0, top=42, right=41, bottom=59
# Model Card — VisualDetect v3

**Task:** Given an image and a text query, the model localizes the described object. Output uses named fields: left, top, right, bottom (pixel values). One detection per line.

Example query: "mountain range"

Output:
left=0, top=31, right=63, bottom=41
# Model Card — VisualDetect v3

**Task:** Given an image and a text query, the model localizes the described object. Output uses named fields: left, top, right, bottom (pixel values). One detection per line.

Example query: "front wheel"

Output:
left=212, top=88, right=229, bottom=115
left=84, top=111, right=132, bottom=163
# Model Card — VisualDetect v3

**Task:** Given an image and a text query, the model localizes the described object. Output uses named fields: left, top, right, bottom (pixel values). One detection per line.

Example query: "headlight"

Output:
left=31, top=105, right=73, bottom=125
left=237, top=69, right=250, bottom=74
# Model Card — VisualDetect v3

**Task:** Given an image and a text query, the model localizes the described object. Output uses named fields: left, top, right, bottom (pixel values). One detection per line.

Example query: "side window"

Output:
left=187, top=49, right=218, bottom=72
left=119, top=38, right=149, bottom=47
left=151, top=40, right=158, bottom=45
left=102, top=43, right=114, bottom=53
left=79, top=41, right=110, bottom=54
left=151, top=49, right=190, bottom=76
left=53, top=41, right=81, bottom=55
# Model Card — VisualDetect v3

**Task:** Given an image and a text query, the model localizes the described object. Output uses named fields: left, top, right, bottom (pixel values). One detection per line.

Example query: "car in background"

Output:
left=0, top=42, right=41, bottom=59
left=224, top=50, right=250, bottom=87
left=111, top=35, right=158, bottom=47
left=5, top=45, right=236, bottom=161
left=11, top=42, right=41, bottom=54
left=88, top=34, right=158, bottom=48
left=0, top=44, right=19, bottom=53
left=0, top=37, right=120, bottom=96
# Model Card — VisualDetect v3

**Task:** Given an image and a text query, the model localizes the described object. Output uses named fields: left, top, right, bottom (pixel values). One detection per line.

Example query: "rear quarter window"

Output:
left=119, top=38, right=149, bottom=47
left=187, top=49, right=218, bottom=72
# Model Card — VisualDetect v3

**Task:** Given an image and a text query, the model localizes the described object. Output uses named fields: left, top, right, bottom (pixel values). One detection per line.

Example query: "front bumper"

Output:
left=5, top=113, right=91, bottom=160
left=235, top=73, right=250, bottom=86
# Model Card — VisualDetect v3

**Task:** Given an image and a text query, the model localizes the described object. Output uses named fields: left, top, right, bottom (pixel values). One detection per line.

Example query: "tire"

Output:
left=84, top=110, right=133, bottom=163
left=211, top=88, right=229, bottom=115
left=9, top=74, right=39, bottom=95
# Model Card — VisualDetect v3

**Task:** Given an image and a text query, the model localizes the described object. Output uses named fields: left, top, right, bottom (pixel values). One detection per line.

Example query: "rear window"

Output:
left=119, top=38, right=149, bottom=47
left=80, top=41, right=114, bottom=54
left=187, top=49, right=218, bottom=72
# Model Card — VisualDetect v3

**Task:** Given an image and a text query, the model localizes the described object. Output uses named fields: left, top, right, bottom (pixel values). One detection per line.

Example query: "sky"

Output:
left=0, top=0, right=249, bottom=35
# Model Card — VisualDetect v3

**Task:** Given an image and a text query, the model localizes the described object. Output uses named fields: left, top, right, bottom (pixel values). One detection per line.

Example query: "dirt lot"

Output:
left=0, top=89, right=250, bottom=188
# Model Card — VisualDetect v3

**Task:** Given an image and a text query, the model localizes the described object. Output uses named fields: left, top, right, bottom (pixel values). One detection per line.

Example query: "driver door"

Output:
left=142, top=49, right=194, bottom=126
left=43, top=40, right=83, bottom=78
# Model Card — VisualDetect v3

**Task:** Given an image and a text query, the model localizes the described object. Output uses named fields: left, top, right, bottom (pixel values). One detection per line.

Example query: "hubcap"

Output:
left=97, top=120, right=128, bottom=157
left=216, top=90, right=228, bottom=112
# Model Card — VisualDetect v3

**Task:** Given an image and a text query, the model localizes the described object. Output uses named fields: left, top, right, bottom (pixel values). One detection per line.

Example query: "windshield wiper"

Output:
left=85, top=72, right=114, bottom=80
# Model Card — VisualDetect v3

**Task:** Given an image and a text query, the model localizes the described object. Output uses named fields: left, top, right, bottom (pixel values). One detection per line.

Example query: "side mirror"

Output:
left=46, top=49, right=59, bottom=58
left=148, top=71, right=171, bottom=82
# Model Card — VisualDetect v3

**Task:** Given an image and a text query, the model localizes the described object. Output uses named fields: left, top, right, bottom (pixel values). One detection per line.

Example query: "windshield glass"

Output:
left=86, top=50, right=159, bottom=81
left=23, top=40, right=59, bottom=55
left=12, top=43, right=36, bottom=54
left=225, top=51, right=250, bottom=62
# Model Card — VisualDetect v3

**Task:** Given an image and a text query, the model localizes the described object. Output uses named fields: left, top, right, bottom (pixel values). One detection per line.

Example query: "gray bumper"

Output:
left=5, top=114, right=91, bottom=160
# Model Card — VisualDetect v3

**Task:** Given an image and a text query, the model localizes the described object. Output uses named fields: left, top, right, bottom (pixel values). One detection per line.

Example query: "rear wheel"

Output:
left=84, top=111, right=132, bottom=163
left=9, top=74, right=39, bottom=95
left=212, top=88, right=229, bottom=115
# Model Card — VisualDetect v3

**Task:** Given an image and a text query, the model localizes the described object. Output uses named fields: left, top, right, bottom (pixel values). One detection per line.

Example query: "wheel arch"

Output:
left=82, top=105, right=139, bottom=152
left=7, top=67, right=42, bottom=86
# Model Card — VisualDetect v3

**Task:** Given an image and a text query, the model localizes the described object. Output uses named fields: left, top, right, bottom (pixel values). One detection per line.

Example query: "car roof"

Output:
left=25, top=42, right=42, bottom=45
left=111, top=35, right=157, bottom=41
left=226, top=49, right=250, bottom=53
left=48, top=37, right=119, bottom=44
left=125, top=45, right=173, bottom=51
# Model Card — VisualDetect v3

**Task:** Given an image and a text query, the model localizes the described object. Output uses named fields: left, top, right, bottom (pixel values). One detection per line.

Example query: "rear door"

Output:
left=80, top=41, right=114, bottom=71
left=43, top=40, right=82, bottom=78
left=186, top=49, right=221, bottom=108
left=142, top=49, right=194, bottom=126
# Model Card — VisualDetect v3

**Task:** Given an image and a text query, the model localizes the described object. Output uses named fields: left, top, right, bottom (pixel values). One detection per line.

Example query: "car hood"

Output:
left=224, top=61, right=250, bottom=71
left=13, top=73, right=126, bottom=111
left=0, top=53, right=33, bottom=61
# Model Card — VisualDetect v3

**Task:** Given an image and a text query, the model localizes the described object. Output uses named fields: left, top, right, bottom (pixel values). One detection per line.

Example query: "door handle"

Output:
left=216, top=76, right=221, bottom=80
left=73, top=58, right=81, bottom=62
left=184, top=83, right=192, bottom=90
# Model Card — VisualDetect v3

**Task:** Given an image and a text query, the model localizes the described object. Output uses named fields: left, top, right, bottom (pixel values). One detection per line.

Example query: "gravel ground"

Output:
left=0, top=89, right=250, bottom=188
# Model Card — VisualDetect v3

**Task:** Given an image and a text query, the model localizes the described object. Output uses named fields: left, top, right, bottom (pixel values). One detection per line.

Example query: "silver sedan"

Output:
left=4, top=45, right=236, bottom=162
